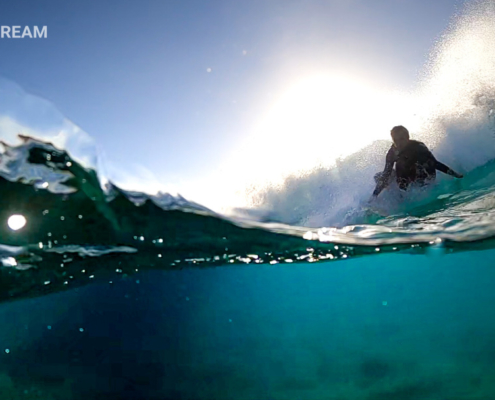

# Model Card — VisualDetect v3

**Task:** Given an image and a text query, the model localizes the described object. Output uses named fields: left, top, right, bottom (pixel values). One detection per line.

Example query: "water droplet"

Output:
left=2, top=257, right=17, bottom=267
left=7, top=215, right=26, bottom=231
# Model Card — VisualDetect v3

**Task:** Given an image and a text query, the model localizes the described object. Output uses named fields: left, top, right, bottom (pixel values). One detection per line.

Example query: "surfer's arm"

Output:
left=435, top=160, right=463, bottom=178
left=372, top=148, right=396, bottom=197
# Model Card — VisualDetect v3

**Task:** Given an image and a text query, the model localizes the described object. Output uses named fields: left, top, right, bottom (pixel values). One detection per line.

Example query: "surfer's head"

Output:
left=391, top=125, right=410, bottom=150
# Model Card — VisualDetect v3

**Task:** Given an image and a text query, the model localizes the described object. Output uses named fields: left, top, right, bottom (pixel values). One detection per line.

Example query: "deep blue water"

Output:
left=1, top=249, right=495, bottom=399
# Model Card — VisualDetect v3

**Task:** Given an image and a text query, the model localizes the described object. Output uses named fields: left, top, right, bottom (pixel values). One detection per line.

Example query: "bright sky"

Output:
left=0, top=0, right=467, bottom=206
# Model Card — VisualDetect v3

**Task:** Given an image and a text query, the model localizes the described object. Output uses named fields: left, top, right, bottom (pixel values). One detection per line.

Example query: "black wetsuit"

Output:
left=373, top=140, right=455, bottom=196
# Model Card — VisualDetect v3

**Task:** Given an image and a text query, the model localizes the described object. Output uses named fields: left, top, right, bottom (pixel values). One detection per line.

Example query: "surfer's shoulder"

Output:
left=409, top=139, right=428, bottom=149
left=386, top=144, right=399, bottom=160
left=387, top=144, right=397, bottom=152
left=407, top=140, right=432, bottom=155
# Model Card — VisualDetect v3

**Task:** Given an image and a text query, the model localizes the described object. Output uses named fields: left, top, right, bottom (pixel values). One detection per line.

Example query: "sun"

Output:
left=240, top=74, right=417, bottom=184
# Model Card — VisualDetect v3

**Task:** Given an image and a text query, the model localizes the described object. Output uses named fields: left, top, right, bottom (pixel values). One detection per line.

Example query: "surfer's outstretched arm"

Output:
left=435, top=160, right=463, bottom=178
left=372, top=147, right=396, bottom=197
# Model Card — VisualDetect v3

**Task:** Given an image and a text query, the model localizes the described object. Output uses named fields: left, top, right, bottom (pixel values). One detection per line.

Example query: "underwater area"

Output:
left=2, top=0, right=495, bottom=399
left=2, top=246, right=495, bottom=400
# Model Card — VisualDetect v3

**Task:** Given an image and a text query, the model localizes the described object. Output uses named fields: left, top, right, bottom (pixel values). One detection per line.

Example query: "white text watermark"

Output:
left=1, top=26, right=47, bottom=39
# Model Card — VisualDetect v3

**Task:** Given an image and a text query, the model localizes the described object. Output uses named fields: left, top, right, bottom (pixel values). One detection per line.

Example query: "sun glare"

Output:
left=8, top=214, right=27, bottom=231
left=240, top=74, right=417, bottom=184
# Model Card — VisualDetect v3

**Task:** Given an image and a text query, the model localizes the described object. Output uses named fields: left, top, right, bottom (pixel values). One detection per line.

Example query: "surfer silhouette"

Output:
left=372, top=126, right=463, bottom=197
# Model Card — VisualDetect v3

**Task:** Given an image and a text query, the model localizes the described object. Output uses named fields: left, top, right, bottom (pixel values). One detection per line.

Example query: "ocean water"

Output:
left=2, top=1, right=495, bottom=399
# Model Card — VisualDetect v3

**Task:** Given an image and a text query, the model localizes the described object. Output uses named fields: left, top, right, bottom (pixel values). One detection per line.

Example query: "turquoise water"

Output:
left=1, top=242, right=495, bottom=399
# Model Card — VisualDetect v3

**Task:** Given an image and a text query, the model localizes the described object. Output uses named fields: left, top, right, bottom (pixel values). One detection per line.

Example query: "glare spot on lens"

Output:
left=2, top=257, right=17, bottom=267
left=8, top=215, right=26, bottom=231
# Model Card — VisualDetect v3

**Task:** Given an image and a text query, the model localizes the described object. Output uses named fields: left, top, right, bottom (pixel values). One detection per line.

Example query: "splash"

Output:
left=0, top=78, right=98, bottom=169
